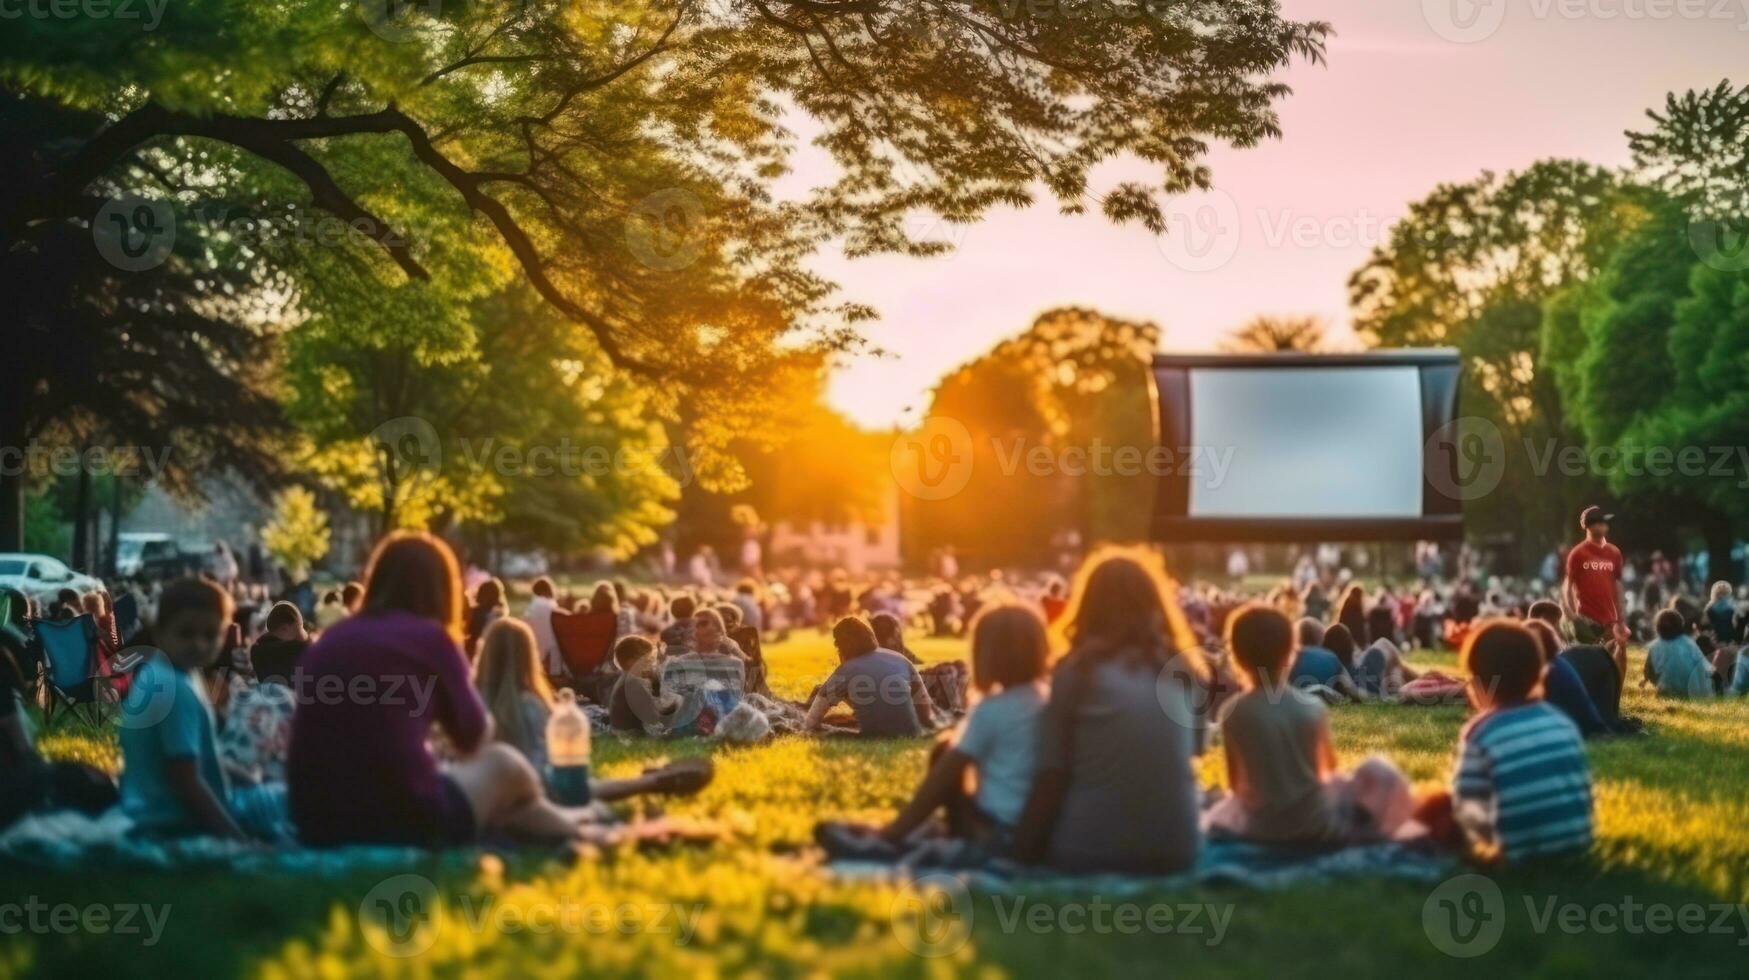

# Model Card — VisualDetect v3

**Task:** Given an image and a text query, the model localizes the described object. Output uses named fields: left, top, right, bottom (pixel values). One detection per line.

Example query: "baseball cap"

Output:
left=1580, top=506, right=1614, bottom=529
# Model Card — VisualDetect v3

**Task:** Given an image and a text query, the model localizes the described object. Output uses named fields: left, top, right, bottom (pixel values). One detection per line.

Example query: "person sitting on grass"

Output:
left=659, top=594, right=697, bottom=658
left=802, top=617, right=935, bottom=737
left=248, top=602, right=308, bottom=687
left=609, top=636, right=685, bottom=733
left=1527, top=599, right=1641, bottom=735
left=1011, top=548, right=1208, bottom=874
left=1289, top=618, right=1359, bottom=701
left=1705, top=581, right=1739, bottom=644
left=288, top=532, right=599, bottom=848
left=1354, top=604, right=1420, bottom=697
left=118, top=578, right=281, bottom=840
left=475, top=618, right=558, bottom=770
left=1645, top=608, right=1713, bottom=699
left=1523, top=619, right=1610, bottom=739
left=522, top=577, right=564, bottom=681
left=477, top=620, right=711, bottom=798
left=1415, top=619, right=1593, bottom=865
left=464, top=576, right=507, bottom=661
left=873, top=604, right=1050, bottom=848
left=1204, top=604, right=1412, bottom=846
left=685, top=608, right=745, bottom=661
left=871, top=611, right=922, bottom=665
left=732, top=579, right=764, bottom=633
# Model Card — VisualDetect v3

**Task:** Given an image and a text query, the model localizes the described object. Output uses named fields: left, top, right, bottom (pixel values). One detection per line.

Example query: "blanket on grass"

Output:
left=0, top=808, right=438, bottom=875
left=0, top=807, right=723, bottom=875
left=828, top=838, right=1455, bottom=894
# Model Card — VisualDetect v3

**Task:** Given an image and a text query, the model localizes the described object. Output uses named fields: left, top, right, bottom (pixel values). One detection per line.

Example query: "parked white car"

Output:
left=0, top=553, right=105, bottom=607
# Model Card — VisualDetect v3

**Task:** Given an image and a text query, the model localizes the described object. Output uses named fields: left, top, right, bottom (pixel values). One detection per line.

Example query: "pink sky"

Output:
left=809, top=0, right=1748, bottom=428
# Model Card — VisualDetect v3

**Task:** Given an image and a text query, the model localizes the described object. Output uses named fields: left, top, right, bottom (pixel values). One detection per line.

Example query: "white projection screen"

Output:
left=1149, top=351, right=1463, bottom=542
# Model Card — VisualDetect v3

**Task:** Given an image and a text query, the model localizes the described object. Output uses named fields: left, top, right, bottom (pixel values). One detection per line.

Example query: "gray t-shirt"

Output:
left=1038, top=653, right=1203, bottom=873
left=818, top=648, right=926, bottom=737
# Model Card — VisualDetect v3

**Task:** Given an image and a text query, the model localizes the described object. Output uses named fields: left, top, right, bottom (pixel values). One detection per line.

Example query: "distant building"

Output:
left=766, top=483, right=902, bottom=573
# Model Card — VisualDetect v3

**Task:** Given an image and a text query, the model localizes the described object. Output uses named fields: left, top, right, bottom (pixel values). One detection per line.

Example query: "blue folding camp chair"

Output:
left=30, top=614, right=108, bottom=727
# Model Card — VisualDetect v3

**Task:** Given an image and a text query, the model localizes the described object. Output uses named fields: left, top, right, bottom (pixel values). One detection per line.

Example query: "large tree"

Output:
left=1220, top=314, right=1329, bottom=353
left=1349, top=160, right=1637, bottom=565
left=0, top=96, right=287, bottom=556
left=0, top=1, right=1328, bottom=549
left=1551, top=82, right=1749, bottom=574
left=915, top=307, right=1160, bottom=566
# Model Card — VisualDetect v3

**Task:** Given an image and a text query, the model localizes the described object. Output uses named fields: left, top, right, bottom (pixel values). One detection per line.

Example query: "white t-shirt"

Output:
left=522, top=598, right=563, bottom=677
left=954, top=680, right=1046, bottom=827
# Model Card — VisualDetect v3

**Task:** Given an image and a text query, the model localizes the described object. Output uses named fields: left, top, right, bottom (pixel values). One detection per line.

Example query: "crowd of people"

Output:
left=0, top=503, right=1742, bottom=874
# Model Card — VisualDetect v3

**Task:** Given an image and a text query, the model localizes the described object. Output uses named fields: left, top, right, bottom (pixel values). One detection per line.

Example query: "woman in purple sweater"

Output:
left=287, top=532, right=586, bottom=846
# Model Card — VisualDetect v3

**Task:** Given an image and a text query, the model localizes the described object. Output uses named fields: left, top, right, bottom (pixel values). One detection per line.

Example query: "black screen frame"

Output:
left=1148, top=350, right=1463, bottom=543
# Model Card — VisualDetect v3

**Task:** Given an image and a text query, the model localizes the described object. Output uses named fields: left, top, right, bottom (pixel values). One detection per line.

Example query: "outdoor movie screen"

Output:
left=1149, top=350, right=1464, bottom=542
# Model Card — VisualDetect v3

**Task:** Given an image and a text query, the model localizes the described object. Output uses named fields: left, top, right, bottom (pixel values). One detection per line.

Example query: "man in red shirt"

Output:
left=1563, top=505, right=1629, bottom=677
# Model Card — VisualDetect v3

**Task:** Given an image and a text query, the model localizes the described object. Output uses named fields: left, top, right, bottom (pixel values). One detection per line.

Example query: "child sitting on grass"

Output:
left=1417, top=619, right=1593, bottom=865
left=120, top=578, right=280, bottom=840
left=873, top=604, right=1050, bottom=847
left=1645, top=608, right=1713, bottom=699
left=659, top=595, right=697, bottom=658
left=871, top=611, right=923, bottom=665
left=1289, top=618, right=1360, bottom=701
left=479, top=622, right=712, bottom=799
left=1204, top=604, right=1412, bottom=846
left=475, top=618, right=557, bottom=770
left=1523, top=619, right=1610, bottom=738
left=608, top=636, right=682, bottom=732
left=803, top=617, right=935, bottom=737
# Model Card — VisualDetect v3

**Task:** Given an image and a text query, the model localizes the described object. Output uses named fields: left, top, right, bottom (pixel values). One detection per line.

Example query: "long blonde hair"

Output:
left=473, top=618, right=554, bottom=758
left=1054, top=544, right=1207, bottom=680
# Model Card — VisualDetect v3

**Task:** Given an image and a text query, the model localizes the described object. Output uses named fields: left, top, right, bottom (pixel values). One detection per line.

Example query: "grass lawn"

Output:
left=5, top=635, right=1749, bottom=978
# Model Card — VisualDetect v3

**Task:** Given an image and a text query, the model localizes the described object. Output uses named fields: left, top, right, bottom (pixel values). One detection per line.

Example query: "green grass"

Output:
left=4, top=636, right=1749, bottom=978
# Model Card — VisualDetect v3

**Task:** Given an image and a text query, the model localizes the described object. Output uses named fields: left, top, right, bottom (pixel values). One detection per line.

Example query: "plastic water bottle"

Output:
left=546, top=688, right=592, bottom=805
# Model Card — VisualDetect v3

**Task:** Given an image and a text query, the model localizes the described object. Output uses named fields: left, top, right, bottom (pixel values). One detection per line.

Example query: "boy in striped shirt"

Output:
left=1445, top=620, right=1594, bottom=864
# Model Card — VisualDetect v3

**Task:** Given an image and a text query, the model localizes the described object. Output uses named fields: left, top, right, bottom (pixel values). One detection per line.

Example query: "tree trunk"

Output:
left=0, top=406, right=24, bottom=551
left=71, top=463, right=91, bottom=571
left=106, top=477, right=124, bottom=578
left=1702, top=509, right=1738, bottom=586
left=0, top=469, right=21, bottom=553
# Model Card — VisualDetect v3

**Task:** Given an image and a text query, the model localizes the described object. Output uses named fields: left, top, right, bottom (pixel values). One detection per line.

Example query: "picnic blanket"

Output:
left=829, top=838, right=1456, bottom=894
left=0, top=806, right=726, bottom=875
left=0, top=808, right=438, bottom=875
